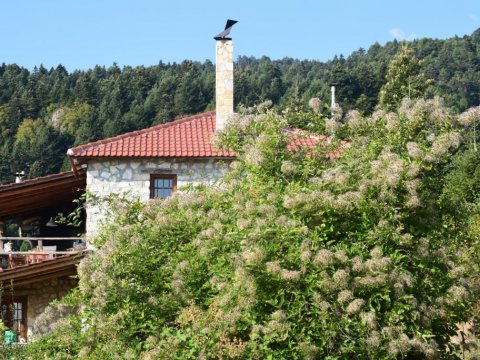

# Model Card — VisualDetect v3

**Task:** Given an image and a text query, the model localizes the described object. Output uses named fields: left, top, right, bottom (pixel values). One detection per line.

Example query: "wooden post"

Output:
left=0, top=221, right=4, bottom=251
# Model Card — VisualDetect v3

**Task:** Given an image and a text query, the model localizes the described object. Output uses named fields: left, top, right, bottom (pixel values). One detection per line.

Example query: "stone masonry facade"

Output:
left=85, top=158, right=232, bottom=237
left=11, top=276, right=78, bottom=339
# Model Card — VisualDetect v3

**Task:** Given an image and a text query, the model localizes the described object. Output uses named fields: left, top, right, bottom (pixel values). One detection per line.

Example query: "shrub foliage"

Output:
left=23, top=99, right=480, bottom=359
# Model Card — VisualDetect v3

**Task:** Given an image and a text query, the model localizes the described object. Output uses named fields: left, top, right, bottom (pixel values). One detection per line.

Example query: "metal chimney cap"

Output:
left=214, top=19, right=238, bottom=40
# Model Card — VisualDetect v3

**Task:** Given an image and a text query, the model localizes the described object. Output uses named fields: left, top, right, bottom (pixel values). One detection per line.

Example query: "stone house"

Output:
left=0, top=25, right=324, bottom=341
left=0, top=32, right=239, bottom=340
left=67, top=111, right=236, bottom=237
left=66, top=36, right=237, bottom=236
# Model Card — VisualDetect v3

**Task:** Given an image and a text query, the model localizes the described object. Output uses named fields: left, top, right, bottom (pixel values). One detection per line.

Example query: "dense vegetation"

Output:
left=2, top=28, right=480, bottom=359
left=1, top=29, right=480, bottom=183
left=7, top=96, right=480, bottom=359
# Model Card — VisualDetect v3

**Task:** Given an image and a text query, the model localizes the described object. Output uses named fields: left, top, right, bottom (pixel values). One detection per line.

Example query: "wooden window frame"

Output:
left=1, top=296, right=27, bottom=341
left=150, top=174, right=177, bottom=199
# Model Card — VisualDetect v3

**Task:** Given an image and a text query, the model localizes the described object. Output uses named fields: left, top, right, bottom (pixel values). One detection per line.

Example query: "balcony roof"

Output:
left=0, top=171, right=86, bottom=219
left=0, top=250, right=87, bottom=289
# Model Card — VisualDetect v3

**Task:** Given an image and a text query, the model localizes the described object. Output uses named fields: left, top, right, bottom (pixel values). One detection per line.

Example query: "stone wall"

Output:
left=86, top=158, right=232, bottom=237
left=11, top=276, right=77, bottom=339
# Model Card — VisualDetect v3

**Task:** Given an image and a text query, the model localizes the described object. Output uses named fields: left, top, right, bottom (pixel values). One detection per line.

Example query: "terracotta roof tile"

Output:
left=68, top=111, right=235, bottom=159
left=285, top=129, right=348, bottom=158
left=68, top=111, right=341, bottom=162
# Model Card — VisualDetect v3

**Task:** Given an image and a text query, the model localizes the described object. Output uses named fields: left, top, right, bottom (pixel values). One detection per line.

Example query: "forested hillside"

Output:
left=1, top=28, right=480, bottom=183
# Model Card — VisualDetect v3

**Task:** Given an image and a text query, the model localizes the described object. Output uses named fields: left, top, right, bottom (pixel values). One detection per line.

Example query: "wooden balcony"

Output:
left=0, top=237, right=86, bottom=269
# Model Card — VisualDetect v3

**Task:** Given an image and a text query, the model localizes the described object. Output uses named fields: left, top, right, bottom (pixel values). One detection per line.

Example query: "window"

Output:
left=150, top=174, right=177, bottom=199
left=1, top=297, right=27, bottom=340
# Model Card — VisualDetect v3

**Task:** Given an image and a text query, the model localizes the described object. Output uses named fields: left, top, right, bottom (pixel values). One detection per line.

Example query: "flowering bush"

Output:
left=24, top=99, right=480, bottom=359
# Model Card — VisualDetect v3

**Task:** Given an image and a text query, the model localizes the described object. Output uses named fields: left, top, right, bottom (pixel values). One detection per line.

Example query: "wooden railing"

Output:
left=0, top=237, right=86, bottom=269
left=0, top=237, right=84, bottom=251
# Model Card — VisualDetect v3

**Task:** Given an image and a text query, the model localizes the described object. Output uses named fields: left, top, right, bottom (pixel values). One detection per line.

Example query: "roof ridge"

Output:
left=68, top=111, right=216, bottom=156
left=284, top=127, right=330, bottom=141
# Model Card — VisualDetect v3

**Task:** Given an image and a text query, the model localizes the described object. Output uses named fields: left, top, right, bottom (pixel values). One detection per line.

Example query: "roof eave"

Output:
left=68, top=154, right=237, bottom=164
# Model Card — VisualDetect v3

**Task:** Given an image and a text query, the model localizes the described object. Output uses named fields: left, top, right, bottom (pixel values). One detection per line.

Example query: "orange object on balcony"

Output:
left=8, top=254, right=28, bottom=268
left=26, top=253, right=49, bottom=263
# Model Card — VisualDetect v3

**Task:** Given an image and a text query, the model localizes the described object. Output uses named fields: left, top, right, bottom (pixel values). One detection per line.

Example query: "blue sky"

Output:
left=0, top=0, right=479, bottom=71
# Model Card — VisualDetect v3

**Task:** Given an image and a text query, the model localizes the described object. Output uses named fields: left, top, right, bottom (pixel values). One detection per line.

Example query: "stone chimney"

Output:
left=214, top=20, right=237, bottom=131
left=215, top=39, right=234, bottom=131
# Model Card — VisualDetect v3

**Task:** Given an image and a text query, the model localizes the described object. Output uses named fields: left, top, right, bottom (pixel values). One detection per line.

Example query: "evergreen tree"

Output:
left=0, top=29, right=479, bottom=183
left=378, top=45, right=429, bottom=111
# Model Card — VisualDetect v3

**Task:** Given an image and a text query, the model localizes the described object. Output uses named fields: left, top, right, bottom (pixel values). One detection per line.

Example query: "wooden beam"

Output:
left=0, top=252, right=86, bottom=284
left=2, top=268, right=78, bottom=289
left=0, top=183, right=84, bottom=202
left=0, top=172, right=86, bottom=219
left=0, top=237, right=83, bottom=241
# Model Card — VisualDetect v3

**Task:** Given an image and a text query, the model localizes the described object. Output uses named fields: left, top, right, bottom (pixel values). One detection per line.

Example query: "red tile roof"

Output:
left=68, top=111, right=235, bottom=160
left=285, top=129, right=347, bottom=158
left=286, top=129, right=330, bottom=151
left=67, top=111, right=343, bottom=165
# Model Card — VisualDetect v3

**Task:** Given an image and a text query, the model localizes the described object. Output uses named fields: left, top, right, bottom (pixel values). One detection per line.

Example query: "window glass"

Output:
left=151, top=175, right=176, bottom=199
left=0, top=298, right=26, bottom=339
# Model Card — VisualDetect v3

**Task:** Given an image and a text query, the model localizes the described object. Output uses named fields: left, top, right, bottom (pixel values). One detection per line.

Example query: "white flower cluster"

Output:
left=280, top=160, right=296, bottom=175
left=427, top=131, right=461, bottom=161
left=406, top=142, right=424, bottom=159
left=458, top=106, right=480, bottom=126
left=370, top=148, right=405, bottom=188
left=266, top=260, right=302, bottom=282
left=345, top=110, right=362, bottom=129
left=384, top=112, right=400, bottom=132
left=399, top=97, right=452, bottom=125
left=308, top=97, right=322, bottom=114
left=242, top=247, right=265, bottom=266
